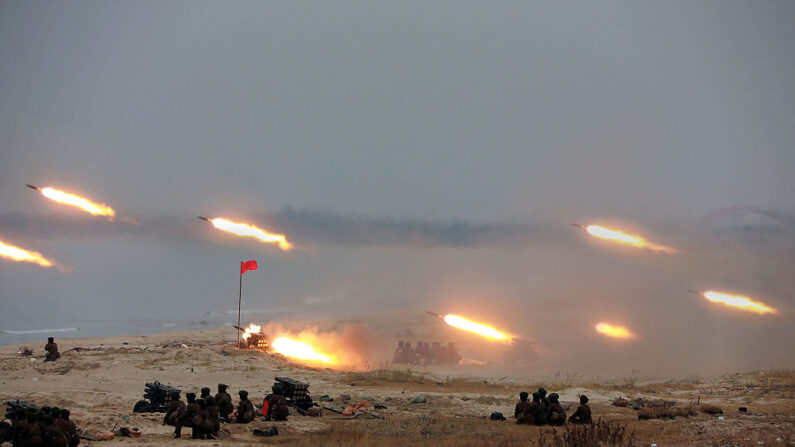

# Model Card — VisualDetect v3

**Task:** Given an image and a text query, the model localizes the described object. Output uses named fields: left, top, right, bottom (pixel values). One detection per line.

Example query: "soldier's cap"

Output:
left=60, top=409, right=70, bottom=418
left=186, top=392, right=196, bottom=400
left=218, top=383, right=228, bottom=390
left=532, top=392, right=540, bottom=401
left=171, top=391, right=180, bottom=398
left=50, top=407, right=60, bottom=417
left=48, top=337, right=54, bottom=342
left=239, top=390, right=248, bottom=397
left=537, top=388, right=547, bottom=397
left=201, top=387, right=211, bottom=396
left=580, top=395, right=589, bottom=404
left=519, top=391, right=528, bottom=401
left=548, top=393, right=559, bottom=402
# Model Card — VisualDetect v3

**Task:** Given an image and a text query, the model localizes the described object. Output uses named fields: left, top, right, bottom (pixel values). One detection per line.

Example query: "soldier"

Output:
left=547, top=393, right=566, bottom=426
left=538, top=388, right=549, bottom=411
left=530, top=392, right=547, bottom=425
left=204, top=396, right=220, bottom=437
left=42, top=415, right=67, bottom=447
left=265, top=391, right=289, bottom=422
left=568, top=395, right=592, bottom=424
left=200, top=387, right=211, bottom=399
left=163, top=391, right=185, bottom=436
left=44, top=337, right=60, bottom=362
left=196, top=399, right=214, bottom=439
left=0, top=421, right=10, bottom=446
left=514, top=391, right=533, bottom=425
left=176, top=392, right=200, bottom=439
left=216, top=384, right=234, bottom=420
left=235, top=390, right=255, bottom=423
left=12, top=409, right=30, bottom=447
left=56, top=409, right=79, bottom=447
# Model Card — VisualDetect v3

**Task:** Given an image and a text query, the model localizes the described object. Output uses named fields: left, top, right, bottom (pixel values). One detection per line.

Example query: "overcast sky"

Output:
left=1, top=1, right=793, bottom=374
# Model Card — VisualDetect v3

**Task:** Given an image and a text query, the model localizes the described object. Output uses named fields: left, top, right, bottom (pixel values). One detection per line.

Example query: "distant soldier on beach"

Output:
left=530, top=392, right=547, bottom=425
left=568, top=395, right=592, bottom=424
left=215, top=384, right=234, bottom=419
left=44, top=337, right=60, bottom=362
left=204, top=396, right=220, bottom=437
left=235, top=390, right=255, bottom=423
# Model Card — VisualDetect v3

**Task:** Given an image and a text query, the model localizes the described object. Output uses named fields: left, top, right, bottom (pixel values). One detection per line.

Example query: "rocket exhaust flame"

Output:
left=199, top=217, right=292, bottom=251
left=29, top=185, right=116, bottom=218
left=698, top=290, right=778, bottom=315
left=595, top=322, right=634, bottom=339
left=441, top=314, right=510, bottom=342
left=271, top=336, right=335, bottom=364
left=574, top=224, right=678, bottom=254
left=0, top=239, right=55, bottom=268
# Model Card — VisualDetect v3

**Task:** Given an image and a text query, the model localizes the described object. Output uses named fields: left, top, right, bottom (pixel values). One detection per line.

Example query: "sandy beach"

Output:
left=1, top=327, right=793, bottom=446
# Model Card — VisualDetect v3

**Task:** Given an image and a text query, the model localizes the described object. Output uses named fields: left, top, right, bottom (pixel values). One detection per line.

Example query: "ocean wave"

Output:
left=1, top=327, right=78, bottom=335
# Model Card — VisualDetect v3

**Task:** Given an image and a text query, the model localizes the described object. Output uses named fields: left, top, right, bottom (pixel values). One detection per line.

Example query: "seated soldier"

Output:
left=163, top=392, right=186, bottom=434
left=197, top=399, right=213, bottom=439
left=568, top=395, right=592, bottom=424
left=12, top=409, right=31, bottom=447
left=235, top=390, right=255, bottom=423
left=42, top=415, right=67, bottom=447
left=531, top=392, right=547, bottom=426
left=204, top=396, right=220, bottom=437
left=57, top=409, right=80, bottom=447
left=265, top=391, right=289, bottom=421
left=514, top=391, right=534, bottom=425
left=216, top=384, right=234, bottom=420
left=176, top=392, right=200, bottom=439
left=45, top=337, right=60, bottom=362
left=538, top=388, right=549, bottom=410
left=547, top=393, right=566, bottom=426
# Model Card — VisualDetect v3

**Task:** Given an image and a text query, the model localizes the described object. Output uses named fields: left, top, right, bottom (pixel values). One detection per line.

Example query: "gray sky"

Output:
left=1, top=1, right=793, bottom=374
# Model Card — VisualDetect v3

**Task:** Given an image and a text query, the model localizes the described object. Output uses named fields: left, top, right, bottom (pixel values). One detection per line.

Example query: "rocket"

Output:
left=26, top=184, right=42, bottom=192
left=197, top=216, right=211, bottom=222
left=570, top=223, right=585, bottom=229
left=687, top=289, right=702, bottom=295
left=426, top=311, right=443, bottom=319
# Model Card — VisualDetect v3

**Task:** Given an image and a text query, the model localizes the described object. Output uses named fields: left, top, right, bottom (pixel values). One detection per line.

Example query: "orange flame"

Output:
left=0, top=239, right=55, bottom=268
left=701, top=290, right=778, bottom=315
left=271, top=336, right=336, bottom=365
left=240, top=323, right=262, bottom=341
left=595, top=322, right=634, bottom=339
left=443, top=314, right=510, bottom=342
left=584, top=224, right=678, bottom=254
left=208, top=218, right=292, bottom=251
left=39, top=187, right=115, bottom=218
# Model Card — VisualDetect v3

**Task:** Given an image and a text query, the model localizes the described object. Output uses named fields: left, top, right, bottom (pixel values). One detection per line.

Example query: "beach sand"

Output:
left=1, top=327, right=793, bottom=446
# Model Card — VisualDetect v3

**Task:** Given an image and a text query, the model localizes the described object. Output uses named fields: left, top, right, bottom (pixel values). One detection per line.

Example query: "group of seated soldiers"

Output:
left=514, top=388, right=592, bottom=426
left=391, top=340, right=462, bottom=366
left=163, top=383, right=289, bottom=439
left=3, top=407, right=79, bottom=447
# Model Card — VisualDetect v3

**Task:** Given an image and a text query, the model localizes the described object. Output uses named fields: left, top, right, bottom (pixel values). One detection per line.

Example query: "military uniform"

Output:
left=216, top=384, right=234, bottom=419
left=569, top=396, right=592, bottom=424
left=266, top=394, right=289, bottom=421
left=44, top=338, right=60, bottom=362
left=236, top=392, right=255, bottom=423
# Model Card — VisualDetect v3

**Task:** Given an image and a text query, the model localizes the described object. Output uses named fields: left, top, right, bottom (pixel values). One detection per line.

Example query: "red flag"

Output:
left=241, top=259, right=258, bottom=274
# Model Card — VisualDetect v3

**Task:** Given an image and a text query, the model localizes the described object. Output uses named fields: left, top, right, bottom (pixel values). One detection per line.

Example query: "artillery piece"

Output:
left=133, top=381, right=181, bottom=413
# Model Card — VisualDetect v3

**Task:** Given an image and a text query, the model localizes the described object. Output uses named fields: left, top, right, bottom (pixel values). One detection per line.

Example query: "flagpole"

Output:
left=237, top=262, right=242, bottom=349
